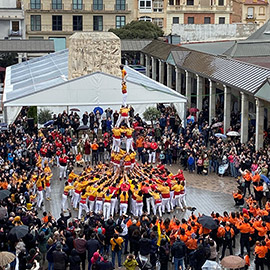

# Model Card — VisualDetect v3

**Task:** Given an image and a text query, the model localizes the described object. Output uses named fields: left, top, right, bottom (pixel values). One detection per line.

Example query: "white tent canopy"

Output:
left=3, top=50, right=187, bottom=124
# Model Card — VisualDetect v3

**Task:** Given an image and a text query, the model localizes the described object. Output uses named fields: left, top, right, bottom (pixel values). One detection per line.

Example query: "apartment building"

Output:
left=0, top=0, right=25, bottom=40
left=24, top=0, right=134, bottom=50
left=242, top=0, right=269, bottom=26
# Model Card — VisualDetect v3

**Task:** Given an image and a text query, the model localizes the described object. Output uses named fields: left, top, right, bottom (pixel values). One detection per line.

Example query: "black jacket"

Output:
left=53, top=250, right=68, bottom=270
left=97, top=260, right=114, bottom=270
left=139, top=238, right=152, bottom=256
left=69, top=249, right=81, bottom=270
left=171, top=240, right=186, bottom=258
left=86, top=239, right=99, bottom=261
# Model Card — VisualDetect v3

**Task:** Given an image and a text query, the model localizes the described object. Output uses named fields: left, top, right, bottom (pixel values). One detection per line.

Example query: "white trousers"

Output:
left=174, top=195, right=183, bottom=209
left=62, top=194, right=67, bottom=210
left=113, top=138, right=121, bottom=152
left=37, top=190, right=43, bottom=208
left=111, top=198, right=118, bottom=216
left=148, top=152, right=156, bottom=164
left=78, top=203, right=89, bottom=219
left=72, top=146, right=78, bottom=155
left=170, top=191, right=175, bottom=209
left=180, top=193, right=187, bottom=208
left=154, top=203, right=162, bottom=217
left=95, top=200, right=103, bottom=214
left=73, top=192, right=80, bottom=209
left=135, top=202, right=143, bottom=217
left=146, top=197, right=155, bottom=214
left=89, top=200, right=95, bottom=212
left=120, top=203, right=128, bottom=216
left=162, top=198, right=171, bottom=213
left=46, top=186, right=51, bottom=199
left=103, top=202, right=111, bottom=221
left=116, top=116, right=130, bottom=128
left=122, top=93, right=128, bottom=107
left=126, top=138, right=134, bottom=153
left=59, top=165, right=67, bottom=179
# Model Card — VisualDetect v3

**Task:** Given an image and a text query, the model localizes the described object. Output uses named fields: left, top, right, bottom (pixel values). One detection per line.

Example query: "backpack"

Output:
left=113, top=239, right=121, bottom=252
left=224, top=228, right=231, bottom=241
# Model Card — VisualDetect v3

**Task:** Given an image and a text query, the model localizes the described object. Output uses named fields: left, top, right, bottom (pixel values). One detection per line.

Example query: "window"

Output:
left=152, top=18, right=163, bottom=28
left=176, top=0, right=180, bottom=4
left=52, top=0, right=62, bottom=9
left=93, top=16, right=103, bottom=31
left=93, top=0, right=103, bottom=10
left=247, top=7, right=254, bottom=18
left=153, top=0, right=163, bottom=12
left=116, top=0, right=126, bottom=10
left=173, top=17, right=179, bottom=24
left=204, top=17, right=211, bottom=24
left=30, top=0, right=41, bottom=9
left=259, top=7, right=265, bottom=15
left=52, top=15, right=62, bottom=31
left=73, top=0, right=83, bottom=9
left=187, top=0, right=194, bottom=5
left=139, top=16, right=152, bottom=22
left=187, top=17, right=194, bottom=24
left=73, top=16, right=83, bottom=31
left=31, top=15, right=41, bottom=31
left=116, top=16, right=126, bottom=28
left=169, top=0, right=174, bottom=4
left=218, top=0, right=224, bottom=5
left=139, top=0, right=152, bottom=11
left=12, top=21, right=19, bottom=31
left=219, top=17, right=225, bottom=24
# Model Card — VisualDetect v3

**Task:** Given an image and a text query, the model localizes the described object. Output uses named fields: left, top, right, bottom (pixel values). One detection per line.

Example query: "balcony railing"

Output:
left=91, top=4, right=105, bottom=11
left=51, top=3, right=64, bottom=10
left=71, top=3, right=85, bottom=10
left=8, top=29, right=22, bottom=36
left=246, top=14, right=255, bottom=21
left=29, top=3, right=43, bottom=9
left=115, top=4, right=128, bottom=11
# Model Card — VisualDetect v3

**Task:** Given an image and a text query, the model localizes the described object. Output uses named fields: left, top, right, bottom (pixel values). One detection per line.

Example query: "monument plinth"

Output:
left=68, top=32, right=121, bottom=80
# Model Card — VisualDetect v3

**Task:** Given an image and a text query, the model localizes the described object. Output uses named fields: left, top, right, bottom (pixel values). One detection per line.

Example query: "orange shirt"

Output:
left=186, top=238, right=197, bottom=250
left=233, top=193, right=243, bottom=200
left=91, top=143, right=99, bottom=151
left=237, top=223, right=251, bottom=234
left=136, top=137, right=144, bottom=148
left=252, top=174, right=260, bottom=183
left=255, top=245, right=268, bottom=258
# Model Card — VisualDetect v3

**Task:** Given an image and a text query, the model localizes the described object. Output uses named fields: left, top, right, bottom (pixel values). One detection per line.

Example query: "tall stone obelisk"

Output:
left=68, top=32, right=121, bottom=80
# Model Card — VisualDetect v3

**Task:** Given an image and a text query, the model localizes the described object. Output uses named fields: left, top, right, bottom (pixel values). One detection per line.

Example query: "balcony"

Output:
left=114, top=4, right=128, bottom=11
left=28, top=3, right=43, bottom=9
left=91, top=4, right=105, bottom=11
left=8, top=29, right=22, bottom=37
left=50, top=3, right=64, bottom=10
left=246, top=14, right=256, bottom=22
left=27, top=24, right=74, bottom=33
left=71, top=3, right=85, bottom=10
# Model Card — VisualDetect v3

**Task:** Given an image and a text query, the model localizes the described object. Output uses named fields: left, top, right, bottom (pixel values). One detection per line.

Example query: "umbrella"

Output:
left=77, top=125, right=89, bottom=131
left=220, top=255, right=245, bottom=269
left=0, top=251, right=15, bottom=267
left=0, top=190, right=10, bottom=200
left=189, top=107, right=199, bottom=114
left=43, top=120, right=54, bottom=127
left=227, top=131, right=240, bottom=136
left=198, top=215, right=218, bottom=230
left=187, top=115, right=195, bottom=124
left=93, top=106, right=103, bottom=115
left=0, top=127, right=8, bottom=131
left=0, top=123, right=7, bottom=127
left=211, top=122, right=223, bottom=128
left=215, top=133, right=227, bottom=140
left=202, top=260, right=221, bottom=270
left=9, top=225, right=28, bottom=241
left=260, top=174, right=270, bottom=184
left=70, top=108, right=80, bottom=112
left=135, top=126, right=144, bottom=131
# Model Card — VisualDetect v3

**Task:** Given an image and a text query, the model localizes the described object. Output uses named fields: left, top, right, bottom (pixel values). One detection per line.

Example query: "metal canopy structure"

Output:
left=0, top=40, right=55, bottom=53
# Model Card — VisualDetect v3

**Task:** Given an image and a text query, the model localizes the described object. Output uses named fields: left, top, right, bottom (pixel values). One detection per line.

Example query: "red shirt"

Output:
left=150, top=142, right=158, bottom=151
left=120, top=182, right=130, bottom=192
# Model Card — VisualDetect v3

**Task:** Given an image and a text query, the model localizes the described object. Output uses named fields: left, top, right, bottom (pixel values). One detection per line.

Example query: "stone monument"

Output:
left=68, top=32, right=121, bottom=80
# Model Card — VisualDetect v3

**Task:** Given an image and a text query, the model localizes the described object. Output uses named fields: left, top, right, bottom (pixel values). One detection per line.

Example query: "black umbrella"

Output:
left=44, top=120, right=54, bottom=127
left=77, top=125, right=89, bottom=131
left=198, top=215, right=218, bottom=230
left=0, top=190, right=10, bottom=200
left=0, top=206, right=7, bottom=220
left=9, top=225, right=28, bottom=241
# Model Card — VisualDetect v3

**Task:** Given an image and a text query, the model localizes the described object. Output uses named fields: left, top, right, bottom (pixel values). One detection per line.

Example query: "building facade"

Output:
left=242, top=0, right=269, bottom=26
left=24, top=0, right=134, bottom=50
left=0, top=0, right=25, bottom=40
left=134, top=0, right=232, bottom=35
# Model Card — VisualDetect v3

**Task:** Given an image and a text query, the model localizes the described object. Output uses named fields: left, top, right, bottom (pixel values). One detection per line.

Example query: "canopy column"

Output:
left=240, top=92, right=249, bottom=143
left=255, top=98, right=264, bottom=150
left=223, top=85, right=231, bottom=134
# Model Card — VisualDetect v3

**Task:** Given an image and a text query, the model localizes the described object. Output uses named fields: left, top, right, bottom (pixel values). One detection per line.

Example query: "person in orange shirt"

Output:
left=91, top=139, right=99, bottom=165
left=120, top=64, right=127, bottom=82
left=254, top=240, right=268, bottom=269
left=233, top=190, right=244, bottom=206
left=236, top=218, right=251, bottom=256
left=122, top=81, right=128, bottom=107
left=220, top=222, right=234, bottom=260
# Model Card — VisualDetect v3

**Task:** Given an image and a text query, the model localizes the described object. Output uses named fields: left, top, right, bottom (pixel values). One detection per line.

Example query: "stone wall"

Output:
left=171, top=23, right=258, bottom=43
left=68, top=32, right=121, bottom=80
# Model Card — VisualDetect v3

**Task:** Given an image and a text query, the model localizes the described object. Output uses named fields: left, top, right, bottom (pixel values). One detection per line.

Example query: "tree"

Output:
left=143, top=107, right=161, bottom=125
left=38, top=108, right=52, bottom=124
left=109, top=20, right=164, bottom=39
left=0, top=53, right=17, bottom=68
